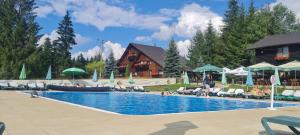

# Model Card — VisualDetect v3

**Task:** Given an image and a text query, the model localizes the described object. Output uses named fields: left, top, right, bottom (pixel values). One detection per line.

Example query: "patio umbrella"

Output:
left=45, top=65, right=52, bottom=80
left=274, top=67, right=281, bottom=95
left=19, top=64, right=26, bottom=80
left=183, top=72, right=190, bottom=89
left=109, top=71, right=115, bottom=84
left=128, top=72, right=134, bottom=84
left=63, top=67, right=86, bottom=84
left=279, top=60, right=300, bottom=79
left=247, top=62, right=276, bottom=79
left=92, top=69, right=97, bottom=82
left=193, top=64, right=223, bottom=73
left=246, top=69, right=254, bottom=91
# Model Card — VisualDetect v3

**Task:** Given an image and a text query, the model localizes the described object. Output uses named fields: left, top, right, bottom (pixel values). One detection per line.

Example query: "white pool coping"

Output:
left=19, top=91, right=300, bottom=116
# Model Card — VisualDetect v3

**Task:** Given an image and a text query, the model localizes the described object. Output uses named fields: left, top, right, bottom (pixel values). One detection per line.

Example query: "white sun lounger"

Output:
left=217, top=89, right=235, bottom=97
left=0, top=82, right=9, bottom=89
left=27, top=83, right=37, bottom=89
left=281, top=90, right=295, bottom=96
left=176, top=87, right=185, bottom=94
left=36, top=82, right=45, bottom=90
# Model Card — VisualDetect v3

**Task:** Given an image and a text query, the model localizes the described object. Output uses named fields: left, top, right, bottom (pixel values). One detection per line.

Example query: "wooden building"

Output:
left=117, top=43, right=166, bottom=77
left=248, top=32, right=300, bottom=66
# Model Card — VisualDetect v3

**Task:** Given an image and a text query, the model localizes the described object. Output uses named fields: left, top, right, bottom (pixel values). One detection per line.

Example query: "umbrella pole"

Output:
left=73, top=72, right=74, bottom=85
left=295, top=70, right=296, bottom=79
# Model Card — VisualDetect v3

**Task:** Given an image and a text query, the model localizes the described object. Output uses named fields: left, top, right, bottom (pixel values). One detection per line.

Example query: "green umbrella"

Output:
left=128, top=73, right=134, bottom=84
left=92, top=69, right=97, bottom=82
left=279, top=60, right=300, bottom=79
left=184, top=72, right=190, bottom=85
left=247, top=62, right=276, bottom=79
left=109, top=71, right=115, bottom=84
left=45, top=65, right=52, bottom=80
left=63, top=67, right=86, bottom=84
left=274, top=68, right=281, bottom=86
left=19, top=64, right=26, bottom=80
left=193, top=64, right=222, bottom=73
left=221, top=69, right=227, bottom=85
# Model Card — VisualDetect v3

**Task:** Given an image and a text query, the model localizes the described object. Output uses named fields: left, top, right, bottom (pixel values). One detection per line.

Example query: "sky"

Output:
left=35, top=0, right=300, bottom=60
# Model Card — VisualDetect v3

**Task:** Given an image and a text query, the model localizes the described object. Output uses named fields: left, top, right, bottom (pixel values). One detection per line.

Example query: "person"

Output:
left=161, top=91, right=165, bottom=96
left=30, top=90, right=38, bottom=98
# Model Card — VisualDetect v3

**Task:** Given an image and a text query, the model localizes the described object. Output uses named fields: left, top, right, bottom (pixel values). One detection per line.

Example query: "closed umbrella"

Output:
left=221, top=69, right=227, bottom=85
left=109, top=71, right=115, bottom=84
left=45, top=65, right=52, bottom=80
left=92, top=69, right=97, bottom=82
left=221, top=69, right=227, bottom=90
left=183, top=72, right=190, bottom=89
left=19, top=64, right=26, bottom=80
left=246, top=69, right=254, bottom=91
left=274, top=68, right=281, bottom=94
left=128, top=73, right=134, bottom=84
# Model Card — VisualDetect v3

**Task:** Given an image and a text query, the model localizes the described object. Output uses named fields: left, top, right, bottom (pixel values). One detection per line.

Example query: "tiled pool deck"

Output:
left=0, top=91, right=299, bottom=135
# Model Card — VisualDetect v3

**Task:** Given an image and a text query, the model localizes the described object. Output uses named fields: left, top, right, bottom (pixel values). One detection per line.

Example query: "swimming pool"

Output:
left=40, top=92, right=299, bottom=115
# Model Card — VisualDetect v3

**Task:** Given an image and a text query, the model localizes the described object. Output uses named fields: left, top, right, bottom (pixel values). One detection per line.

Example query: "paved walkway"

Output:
left=0, top=91, right=299, bottom=135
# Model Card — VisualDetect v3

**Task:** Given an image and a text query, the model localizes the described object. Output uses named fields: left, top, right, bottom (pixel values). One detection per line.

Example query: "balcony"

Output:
left=274, top=55, right=289, bottom=61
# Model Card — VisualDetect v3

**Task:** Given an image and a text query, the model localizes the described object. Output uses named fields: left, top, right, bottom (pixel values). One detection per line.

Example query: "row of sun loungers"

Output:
left=175, top=87, right=300, bottom=101
left=275, top=90, right=300, bottom=101
left=114, top=85, right=146, bottom=92
left=0, top=82, right=46, bottom=90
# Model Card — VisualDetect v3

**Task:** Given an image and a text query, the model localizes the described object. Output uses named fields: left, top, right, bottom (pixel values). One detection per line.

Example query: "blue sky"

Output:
left=36, top=0, right=297, bottom=60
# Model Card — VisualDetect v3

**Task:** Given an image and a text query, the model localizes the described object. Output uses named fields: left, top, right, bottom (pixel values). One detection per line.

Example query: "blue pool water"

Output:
left=40, top=92, right=299, bottom=115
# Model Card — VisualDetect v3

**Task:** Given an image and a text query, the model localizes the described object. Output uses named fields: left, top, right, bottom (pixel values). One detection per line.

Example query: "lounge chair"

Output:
left=209, top=88, right=221, bottom=96
left=286, top=90, right=300, bottom=101
left=176, top=87, right=185, bottom=94
left=234, top=89, right=244, bottom=97
left=217, top=89, right=235, bottom=97
left=8, top=82, right=22, bottom=90
left=36, top=82, right=45, bottom=90
left=0, top=82, right=9, bottom=90
left=275, top=90, right=294, bottom=100
left=0, top=122, right=5, bottom=135
left=192, top=88, right=202, bottom=95
left=261, top=116, right=300, bottom=135
left=27, top=83, right=37, bottom=90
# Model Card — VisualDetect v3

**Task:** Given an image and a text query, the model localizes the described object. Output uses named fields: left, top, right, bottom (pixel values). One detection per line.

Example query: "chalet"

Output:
left=117, top=43, right=165, bottom=77
left=248, top=32, right=300, bottom=65
left=117, top=43, right=187, bottom=78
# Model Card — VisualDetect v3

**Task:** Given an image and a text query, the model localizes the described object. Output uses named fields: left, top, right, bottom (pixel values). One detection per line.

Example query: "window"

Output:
left=277, top=46, right=289, bottom=57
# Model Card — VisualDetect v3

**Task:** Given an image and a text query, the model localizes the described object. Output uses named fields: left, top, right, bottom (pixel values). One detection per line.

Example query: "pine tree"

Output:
left=55, top=11, right=76, bottom=75
left=205, top=21, right=225, bottom=67
left=104, top=52, right=116, bottom=78
left=187, top=30, right=205, bottom=68
left=0, top=0, right=40, bottom=79
left=163, top=38, right=180, bottom=77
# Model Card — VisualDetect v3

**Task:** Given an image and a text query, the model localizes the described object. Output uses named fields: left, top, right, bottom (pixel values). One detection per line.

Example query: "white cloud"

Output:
left=176, top=40, right=191, bottom=57
left=75, top=34, right=91, bottom=45
left=38, top=30, right=90, bottom=46
left=159, top=8, right=179, bottom=17
left=72, top=41, right=125, bottom=60
left=134, top=36, right=152, bottom=42
left=35, top=5, right=54, bottom=17
left=36, top=0, right=170, bottom=31
left=151, top=25, right=175, bottom=40
left=270, top=0, right=300, bottom=19
left=37, top=30, right=59, bottom=45
left=151, top=3, right=223, bottom=40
